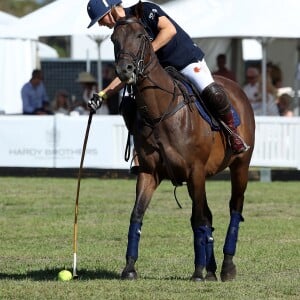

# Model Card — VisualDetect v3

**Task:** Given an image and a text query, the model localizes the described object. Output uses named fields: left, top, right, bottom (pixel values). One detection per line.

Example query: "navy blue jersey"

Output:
left=124, top=2, right=204, bottom=70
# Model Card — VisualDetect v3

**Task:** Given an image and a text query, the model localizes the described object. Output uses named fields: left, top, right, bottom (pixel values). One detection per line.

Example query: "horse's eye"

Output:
left=137, top=34, right=143, bottom=39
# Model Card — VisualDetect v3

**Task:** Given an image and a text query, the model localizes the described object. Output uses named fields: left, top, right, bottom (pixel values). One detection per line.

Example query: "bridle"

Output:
left=113, top=17, right=179, bottom=96
left=114, top=17, right=193, bottom=127
left=113, top=18, right=155, bottom=78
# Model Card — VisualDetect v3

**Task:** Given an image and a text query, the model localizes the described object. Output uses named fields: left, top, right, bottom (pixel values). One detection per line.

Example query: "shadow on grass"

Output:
left=0, top=268, right=120, bottom=281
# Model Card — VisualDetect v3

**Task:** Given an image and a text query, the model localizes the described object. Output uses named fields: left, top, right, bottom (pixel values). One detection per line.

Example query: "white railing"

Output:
left=0, top=115, right=299, bottom=170
left=251, top=116, right=300, bottom=170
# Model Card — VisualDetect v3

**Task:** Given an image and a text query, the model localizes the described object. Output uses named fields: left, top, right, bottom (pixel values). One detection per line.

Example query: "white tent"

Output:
left=1, top=0, right=122, bottom=91
left=0, top=10, right=18, bottom=25
left=0, top=0, right=117, bottom=59
left=0, top=1, right=140, bottom=114
left=1, top=0, right=110, bottom=37
left=0, top=1, right=140, bottom=60
left=162, top=0, right=300, bottom=114
left=163, top=0, right=300, bottom=39
left=2, top=0, right=299, bottom=113
left=0, top=11, right=58, bottom=114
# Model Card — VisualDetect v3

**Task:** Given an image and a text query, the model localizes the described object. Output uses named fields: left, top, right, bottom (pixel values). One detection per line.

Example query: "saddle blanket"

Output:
left=183, top=82, right=241, bottom=131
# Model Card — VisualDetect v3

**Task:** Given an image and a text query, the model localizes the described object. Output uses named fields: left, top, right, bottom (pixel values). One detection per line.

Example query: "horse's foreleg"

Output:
left=188, top=174, right=217, bottom=282
left=221, top=163, right=247, bottom=282
left=193, top=224, right=217, bottom=282
left=221, top=211, right=244, bottom=281
left=121, top=173, right=158, bottom=280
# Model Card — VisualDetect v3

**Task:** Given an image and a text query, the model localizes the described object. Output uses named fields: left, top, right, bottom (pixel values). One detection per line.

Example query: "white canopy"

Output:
left=162, top=0, right=300, bottom=39
left=162, top=0, right=300, bottom=114
left=0, top=11, right=58, bottom=114
left=1, top=0, right=110, bottom=38
left=0, top=1, right=139, bottom=114
left=2, top=0, right=299, bottom=114
left=0, top=10, right=18, bottom=24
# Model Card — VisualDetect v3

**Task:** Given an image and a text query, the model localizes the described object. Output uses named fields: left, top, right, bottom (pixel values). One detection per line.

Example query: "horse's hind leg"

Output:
left=121, top=172, right=159, bottom=280
left=221, top=161, right=248, bottom=282
left=188, top=173, right=218, bottom=282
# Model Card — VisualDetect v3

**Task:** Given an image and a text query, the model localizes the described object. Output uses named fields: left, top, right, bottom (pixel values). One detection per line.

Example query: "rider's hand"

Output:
left=88, top=91, right=106, bottom=112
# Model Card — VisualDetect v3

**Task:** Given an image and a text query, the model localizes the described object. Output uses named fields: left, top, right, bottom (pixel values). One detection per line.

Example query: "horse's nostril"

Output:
left=126, top=64, right=134, bottom=72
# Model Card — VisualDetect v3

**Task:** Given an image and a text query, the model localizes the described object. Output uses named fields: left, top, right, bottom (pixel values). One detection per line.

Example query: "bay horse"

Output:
left=111, top=15, right=255, bottom=282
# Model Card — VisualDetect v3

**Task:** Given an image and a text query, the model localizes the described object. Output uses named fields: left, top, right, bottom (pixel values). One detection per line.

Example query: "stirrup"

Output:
left=229, top=132, right=250, bottom=154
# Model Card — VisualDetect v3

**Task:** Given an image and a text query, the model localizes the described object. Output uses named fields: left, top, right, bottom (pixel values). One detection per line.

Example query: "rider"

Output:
left=86, top=0, right=249, bottom=154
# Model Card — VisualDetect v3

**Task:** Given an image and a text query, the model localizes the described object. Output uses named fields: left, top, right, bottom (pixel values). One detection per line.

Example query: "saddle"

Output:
left=165, top=66, right=240, bottom=130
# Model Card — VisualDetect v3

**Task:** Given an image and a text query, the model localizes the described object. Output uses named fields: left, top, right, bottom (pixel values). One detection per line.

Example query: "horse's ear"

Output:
left=134, top=0, right=143, bottom=20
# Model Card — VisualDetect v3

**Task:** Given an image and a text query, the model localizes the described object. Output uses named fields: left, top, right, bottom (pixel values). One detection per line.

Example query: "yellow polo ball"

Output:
left=58, top=270, right=72, bottom=281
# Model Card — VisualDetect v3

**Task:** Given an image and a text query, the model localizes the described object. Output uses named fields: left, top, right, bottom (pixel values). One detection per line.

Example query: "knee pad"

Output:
left=201, top=82, right=230, bottom=115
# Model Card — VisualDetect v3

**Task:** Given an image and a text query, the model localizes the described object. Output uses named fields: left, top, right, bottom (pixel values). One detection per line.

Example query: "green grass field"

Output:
left=0, top=177, right=299, bottom=299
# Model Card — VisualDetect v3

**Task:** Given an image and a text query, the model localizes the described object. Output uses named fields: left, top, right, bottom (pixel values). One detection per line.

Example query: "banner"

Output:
left=0, top=115, right=300, bottom=170
left=0, top=115, right=130, bottom=169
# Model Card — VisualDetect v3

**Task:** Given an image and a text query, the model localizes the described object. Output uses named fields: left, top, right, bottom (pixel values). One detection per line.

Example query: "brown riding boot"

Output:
left=201, top=82, right=249, bottom=155
left=220, top=111, right=249, bottom=154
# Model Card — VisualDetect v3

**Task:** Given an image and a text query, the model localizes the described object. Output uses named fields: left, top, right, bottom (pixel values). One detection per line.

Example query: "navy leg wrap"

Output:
left=223, top=212, right=244, bottom=256
left=126, top=222, right=142, bottom=260
left=193, top=226, right=215, bottom=268
left=205, top=229, right=217, bottom=272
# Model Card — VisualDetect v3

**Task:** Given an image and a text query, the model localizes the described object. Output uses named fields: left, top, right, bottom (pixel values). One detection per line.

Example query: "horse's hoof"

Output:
left=191, top=266, right=205, bottom=282
left=220, top=261, right=236, bottom=282
left=205, top=272, right=218, bottom=281
left=121, top=270, right=138, bottom=280
left=191, top=275, right=204, bottom=282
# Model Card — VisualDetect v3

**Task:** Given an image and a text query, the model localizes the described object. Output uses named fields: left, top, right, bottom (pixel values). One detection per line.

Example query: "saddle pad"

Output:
left=183, top=82, right=241, bottom=131
left=194, top=100, right=241, bottom=131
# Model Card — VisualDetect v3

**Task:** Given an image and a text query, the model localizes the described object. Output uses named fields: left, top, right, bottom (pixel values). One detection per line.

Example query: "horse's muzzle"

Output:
left=115, top=61, right=136, bottom=84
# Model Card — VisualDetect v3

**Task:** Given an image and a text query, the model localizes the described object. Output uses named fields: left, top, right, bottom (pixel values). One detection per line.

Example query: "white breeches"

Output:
left=180, top=59, right=214, bottom=93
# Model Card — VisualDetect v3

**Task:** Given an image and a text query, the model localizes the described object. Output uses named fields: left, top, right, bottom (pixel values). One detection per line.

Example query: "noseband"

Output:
left=114, top=18, right=153, bottom=77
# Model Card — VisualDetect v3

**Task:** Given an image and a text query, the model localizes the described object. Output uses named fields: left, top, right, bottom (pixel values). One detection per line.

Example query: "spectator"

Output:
left=76, top=71, right=97, bottom=104
left=76, top=71, right=108, bottom=115
left=267, top=62, right=283, bottom=88
left=103, top=64, right=120, bottom=115
left=243, top=66, right=279, bottom=116
left=212, top=54, right=236, bottom=82
left=21, top=69, right=52, bottom=115
left=262, top=68, right=279, bottom=116
left=243, top=67, right=261, bottom=113
left=277, top=93, right=294, bottom=117
left=52, top=90, right=70, bottom=115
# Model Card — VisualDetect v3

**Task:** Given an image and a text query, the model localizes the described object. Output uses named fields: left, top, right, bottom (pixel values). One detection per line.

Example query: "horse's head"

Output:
left=111, top=17, right=153, bottom=84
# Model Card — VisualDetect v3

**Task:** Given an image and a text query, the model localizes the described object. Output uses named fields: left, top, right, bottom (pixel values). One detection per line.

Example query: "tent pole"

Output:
left=92, top=35, right=108, bottom=92
left=95, top=37, right=104, bottom=91
left=294, top=41, right=300, bottom=116
left=86, top=49, right=91, bottom=73
left=261, top=38, right=268, bottom=115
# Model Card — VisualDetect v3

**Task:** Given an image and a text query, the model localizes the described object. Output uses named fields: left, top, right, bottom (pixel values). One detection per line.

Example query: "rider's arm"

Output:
left=101, top=77, right=125, bottom=98
left=89, top=77, right=124, bottom=111
left=151, top=16, right=177, bottom=52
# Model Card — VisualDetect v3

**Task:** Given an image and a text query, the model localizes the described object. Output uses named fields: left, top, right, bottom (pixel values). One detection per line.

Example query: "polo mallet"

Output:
left=72, top=110, right=94, bottom=279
